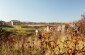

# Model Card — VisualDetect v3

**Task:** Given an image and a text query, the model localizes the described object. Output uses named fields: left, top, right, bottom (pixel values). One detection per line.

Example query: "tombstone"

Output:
left=74, top=26, right=78, bottom=31
left=44, top=26, right=50, bottom=32
left=35, top=29, right=38, bottom=35
left=46, top=26, right=50, bottom=32
left=61, top=24, right=65, bottom=33
left=71, top=23, right=78, bottom=31
left=70, top=24, right=73, bottom=27
left=71, top=23, right=79, bottom=36
left=57, top=25, right=61, bottom=32
left=70, top=23, right=75, bottom=28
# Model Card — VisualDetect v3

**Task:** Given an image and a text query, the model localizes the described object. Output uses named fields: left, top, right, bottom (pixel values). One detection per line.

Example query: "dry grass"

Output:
left=0, top=28, right=85, bottom=55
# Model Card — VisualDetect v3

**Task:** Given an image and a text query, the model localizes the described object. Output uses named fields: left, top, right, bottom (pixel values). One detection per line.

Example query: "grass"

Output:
left=0, top=25, right=85, bottom=55
left=1, top=25, right=42, bottom=35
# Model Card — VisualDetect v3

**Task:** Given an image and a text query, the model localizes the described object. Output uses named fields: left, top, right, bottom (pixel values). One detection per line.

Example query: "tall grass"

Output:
left=0, top=28, right=85, bottom=55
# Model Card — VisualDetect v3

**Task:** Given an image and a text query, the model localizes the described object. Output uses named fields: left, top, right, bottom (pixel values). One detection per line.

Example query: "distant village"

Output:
left=0, top=20, right=62, bottom=28
left=0, top=20, right=21, bottom=27
left=0, top=20, right=56, bottom=26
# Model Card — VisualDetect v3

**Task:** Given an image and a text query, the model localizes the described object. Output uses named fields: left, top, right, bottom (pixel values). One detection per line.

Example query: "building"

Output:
left=11, top=20, right=21, bottom=25
left=0, top=21, right=5, bottom=26
left=5, top=21, right=14, bottom=27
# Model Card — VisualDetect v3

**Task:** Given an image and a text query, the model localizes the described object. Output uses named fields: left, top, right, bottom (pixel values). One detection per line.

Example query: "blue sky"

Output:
left=0, top=0, right=85, bottom=22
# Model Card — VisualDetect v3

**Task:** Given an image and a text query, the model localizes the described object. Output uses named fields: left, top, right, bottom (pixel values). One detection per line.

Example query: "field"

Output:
left=1, top=25, right=43, bottom=35
left=0, top=23, right=85, bottom=55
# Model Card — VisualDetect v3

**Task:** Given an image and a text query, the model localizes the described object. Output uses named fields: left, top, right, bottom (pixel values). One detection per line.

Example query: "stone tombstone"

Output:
left=74, top=25, right=78, bottom=31
left=35, top=29, right=38, bottom=35
left=61, top=24, right=65, bottom=33
left=45, top=26, right=50, bottom=32
left=57, top=25, right=62, bottom=32
left=46, top=26, right=50, bottom=32
left=70, top=23, right=75, bottom=28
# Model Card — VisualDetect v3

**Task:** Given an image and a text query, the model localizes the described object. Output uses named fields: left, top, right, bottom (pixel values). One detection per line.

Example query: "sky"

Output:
left=0, top=0, right=85, bottom=22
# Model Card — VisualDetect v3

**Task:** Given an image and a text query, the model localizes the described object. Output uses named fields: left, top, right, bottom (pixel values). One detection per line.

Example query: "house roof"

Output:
left=11, top=20, right=20, bottom=22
